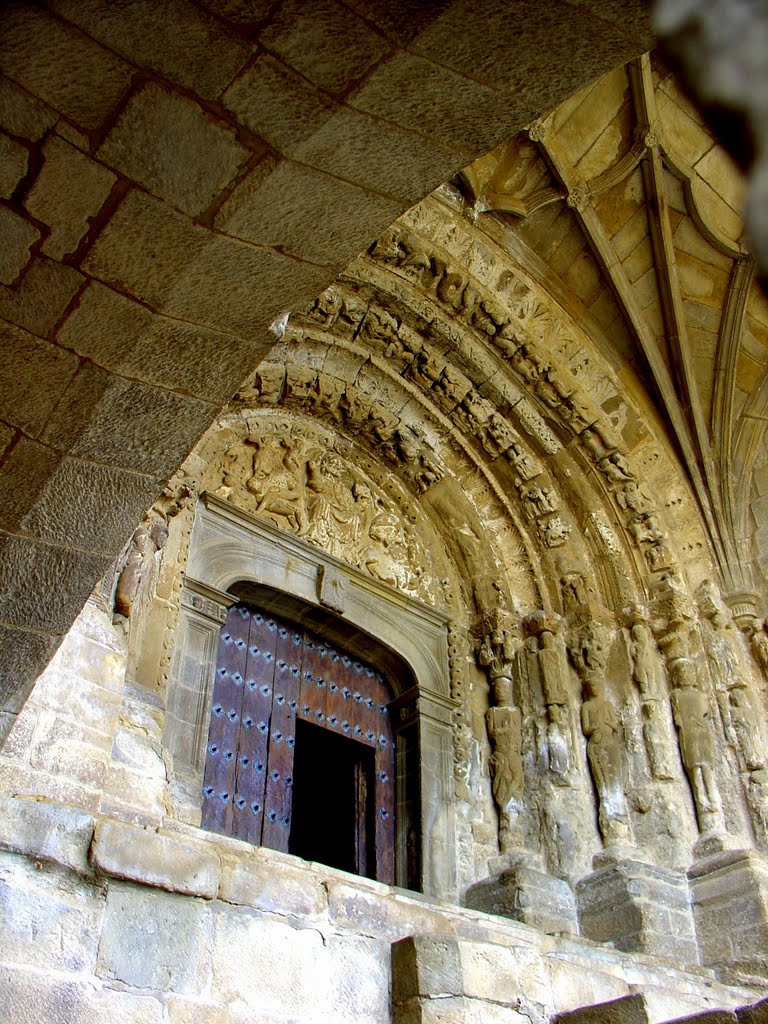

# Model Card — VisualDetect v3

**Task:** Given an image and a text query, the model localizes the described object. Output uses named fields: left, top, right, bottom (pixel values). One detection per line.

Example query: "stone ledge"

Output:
left=89, top=818, right=219, bottom=899
left=0, top=794, right=94, bottom=874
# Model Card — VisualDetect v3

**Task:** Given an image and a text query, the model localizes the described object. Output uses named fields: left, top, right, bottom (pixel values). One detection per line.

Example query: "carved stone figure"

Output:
left=247, top=437, right=308, bottom=534
left=628, top=621, right=675, bottom=781
left=113, top=523, right=167, bottom=622
left=669, top=659, right=722, bottom=834
left=478, top=614, right=524, bottom=852
left=580, top=675, right=630, bottom=845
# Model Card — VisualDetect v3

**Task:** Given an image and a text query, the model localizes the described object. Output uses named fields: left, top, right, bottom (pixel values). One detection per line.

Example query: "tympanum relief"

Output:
left=205, top=427, right=443, bottom=607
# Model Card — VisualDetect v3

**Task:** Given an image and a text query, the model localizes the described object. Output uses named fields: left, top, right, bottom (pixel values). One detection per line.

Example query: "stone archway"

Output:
left=0, top=0, right=654, bottom=719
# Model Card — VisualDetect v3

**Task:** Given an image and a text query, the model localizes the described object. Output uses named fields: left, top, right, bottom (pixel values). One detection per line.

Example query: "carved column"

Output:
left=567, top=615, right=631, bottom=849
left=477, top=610, right=524, bottom=856
left=652, top=576, right=725, bottom=841
left=624, top=605, right=676, bottom=782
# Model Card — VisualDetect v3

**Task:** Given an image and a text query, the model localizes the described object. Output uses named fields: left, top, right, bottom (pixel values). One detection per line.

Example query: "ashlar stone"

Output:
left=0, top=76, right=57, bottom=142
left=0, top=320, right=79, bottom=435
left=216, top=158, right=404, bottom=266
left=47, top=0, right=250, bottom=100
left=24, top=135, right=116, bottom=259
left=0, top=132, right=28, bottom=198
left=98, top=83, right=250, bottom=218
left=0, top=256, right=84, bottom=337
left=0, top=5, right=133, bottom=131
left=97, top=882, right=212, bottom=995
left=0, top=205, right=39, bottom=284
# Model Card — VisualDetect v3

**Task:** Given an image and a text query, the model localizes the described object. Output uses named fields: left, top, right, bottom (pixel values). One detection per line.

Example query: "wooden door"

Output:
left=202, top=602, right=395, bottom=883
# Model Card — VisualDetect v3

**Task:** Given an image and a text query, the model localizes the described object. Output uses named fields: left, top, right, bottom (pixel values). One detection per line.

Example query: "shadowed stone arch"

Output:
left=0, top=0, right=654, bottom=722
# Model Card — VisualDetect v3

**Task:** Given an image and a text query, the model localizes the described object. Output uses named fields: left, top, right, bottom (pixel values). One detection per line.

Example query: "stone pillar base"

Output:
left=576, top=857, right=698, bottom=964
left=463, top=855, right=578, bottom=936
left=688, top=848, right=768, bottom=972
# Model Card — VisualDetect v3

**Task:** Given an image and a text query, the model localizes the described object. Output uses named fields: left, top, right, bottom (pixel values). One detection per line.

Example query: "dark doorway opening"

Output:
left=289, top=718, right=376, bottom=877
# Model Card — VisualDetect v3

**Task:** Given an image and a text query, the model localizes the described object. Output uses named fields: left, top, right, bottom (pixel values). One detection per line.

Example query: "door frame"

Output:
left=164, top=492, right=458, bottom=900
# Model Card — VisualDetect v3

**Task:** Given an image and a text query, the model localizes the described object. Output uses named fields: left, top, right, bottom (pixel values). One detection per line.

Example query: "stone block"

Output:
left=0, top=796, right=93, bottom=873
left=577, top=858, right=699, bottom=964
left=56, top=280, right=259, bottom=403
left=98, top=882, right=212, bottom=994
left=25, top=135, right=115, bottom=259
left=327, top=933, right=391, bottom=1024
left=47, top=0, right=250, bottom=100
left=29, top=718, right=111, bottom=789
left=223, top=54, right=336, bottom=154
left=0, top=437, right=160, bottom=552
left=0, top=205, right=39, bottom=284
left=291, top=105, right=462, bottom=204
left=210, top=904, right=331, bottom=1013
left=0, top=255, right=84, bottom=337
left=0, top=132, right=28, bottom=198
left=392, top=934, right=463, bottom=1004
left=259, top=0, right=389, bottom=94
left=0, top=533, right=110, bottom=635
left=83, top=189, right=330, bottom=339
left=39, top=360, right=217, bottom=478
left=0, top=849, right=103, bottom=972
left=218, top=846, right=328, bottom=918
left=0, top=962, right=164, bottom=1024
left=98, top=83, right=249, bottom=217
left=396, top=996, right=469, bottom=1024
left=0, top=5, right=133, bottom=130
left=90, top=819, right=220, bottom=898
left=217, top=158, right=403, bottom=266
left=0, top=626, right=62, bottom=713
left=689, top=850, right=768, bottom=968
left=349, top=51, right=534, bottom=157
left=0, top=320, right=79, bottom=435
left=739, top=997, right=768, bottom=1024
left=166, top=995, right=230, bottom=1024
left=328, top=878, right=450, bottom=940
left=23, top=456, right=157, bottom=552
left=0, top=76, right=57, bottom=142
left=464, top=862, right=578, bottom=936
left=554, top=995, right=651, bottom=1024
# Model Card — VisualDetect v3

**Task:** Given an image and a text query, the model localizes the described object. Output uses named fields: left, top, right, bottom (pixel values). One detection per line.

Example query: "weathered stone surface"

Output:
left=98, top=83, right=249, bottom=217
left=0, top=5, right=133, bottom=131
left=165, top=995, right=230, bottom=1024
left=0, top=320, right=79, bottom=435
left=464, top=863, right=578, bottom=937
left=689, top=851, right=768, bottom=969
left=0, top=962, right=164, bottom=1024
left=210, top=906, right=331, bottom=1013
left=328, top=879, right=455, bottom=940
left=0, top=76, right=57, bottom=142
left=223, top=54, right=336, bottom=155
left=90, top=819, right=220, bottom=898
left=39, top=361, right=217, bottom=478
left=83, top=190, right=330, bottom=339
left=24, top=135, right=116, bottom=259
left=97, top=882, right=212, bottom=993
left=328, top=933, right=391, bottom=1024
left=0, top=256, right=83, bottom=337
left=740, top=998, right=768, bottom=1024
left=218, top=846, right=328, bottom=918
left=577, top=859, right=699, bottom=964
left=0, top=438, right=159, bottom=551
left=392, top=934, right=464, bottom=1003
left=0, top=205, right=39, bottom=284
left=47, top=0, right=250, bottom=100
left=349, top=52, right=535, bottom=157
left=217, top=159, right=404, bottom=265
left=291, top=106, right=463, bottom=204
left=554, top=994, right=651, bottom=1024
left=0, top=797, right=93, bottom=873
left=0, top=533, right=109, bottom=634
left=0, top=850, right=102, bottom=972
left=56, top=280, right=261, bottom=403
left=0, top=132, right=28, bottom=198
left=259, top=0, right=390, bottom=94
left=0, top=626, right=62, bottom=713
